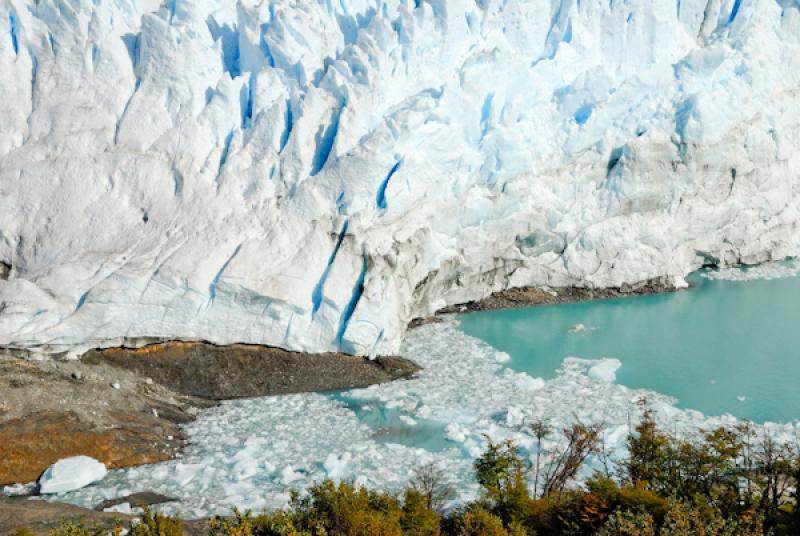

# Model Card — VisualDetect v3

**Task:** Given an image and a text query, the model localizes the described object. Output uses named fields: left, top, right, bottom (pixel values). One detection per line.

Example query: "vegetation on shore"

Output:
left=11, top=410, right=800, bottom=535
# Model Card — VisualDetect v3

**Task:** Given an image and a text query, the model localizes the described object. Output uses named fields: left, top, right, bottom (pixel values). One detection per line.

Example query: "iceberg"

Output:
left=1, top=0, right=799, bottom=356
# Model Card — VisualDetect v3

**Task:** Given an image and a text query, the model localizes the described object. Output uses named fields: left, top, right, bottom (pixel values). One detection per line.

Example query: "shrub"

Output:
left=400, top=489, right=441, bottom=535
left=50, top=520, right=122, bottom=536
left=287, top=480, right=404, bottom=535
left=452, top=508, right=508, bottom=536
left=129, top=506, right=183, bottom=536
left=209, top=508, right=254, bottom=536
left=473, top=437, right=530, bottom=525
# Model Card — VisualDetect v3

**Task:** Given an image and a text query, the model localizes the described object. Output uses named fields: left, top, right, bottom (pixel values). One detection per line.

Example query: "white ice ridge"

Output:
left=1, top=0, right=800, bottom=355
left=48, top=321, right=800, bottom=518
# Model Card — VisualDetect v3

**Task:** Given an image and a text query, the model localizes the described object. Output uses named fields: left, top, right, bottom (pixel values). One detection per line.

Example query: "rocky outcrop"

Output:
left=85, top=341, right=420, bottom=399
left=0, top=357, right=199, bottom=486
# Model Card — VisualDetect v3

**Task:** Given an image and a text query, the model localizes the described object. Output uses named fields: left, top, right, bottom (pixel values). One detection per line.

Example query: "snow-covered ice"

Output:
left=38, top=456, right=108, bottom=494
left=48, top=321, right=800, bottom=517
left=1, top=0, right=800, bottom=356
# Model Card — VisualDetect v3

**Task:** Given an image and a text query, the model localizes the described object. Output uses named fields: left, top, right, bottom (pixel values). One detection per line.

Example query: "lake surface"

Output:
left=459, top=267, right=800, bottom=423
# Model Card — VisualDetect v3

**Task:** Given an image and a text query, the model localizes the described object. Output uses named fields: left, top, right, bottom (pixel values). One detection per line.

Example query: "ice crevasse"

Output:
left=0, top=0, right=799, bottom=356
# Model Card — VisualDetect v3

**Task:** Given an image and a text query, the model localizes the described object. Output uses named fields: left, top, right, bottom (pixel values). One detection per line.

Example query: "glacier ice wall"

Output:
left=1, top=0, right=799, bottom=356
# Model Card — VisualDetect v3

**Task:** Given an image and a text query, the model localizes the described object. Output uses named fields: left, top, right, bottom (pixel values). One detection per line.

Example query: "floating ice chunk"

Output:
left=103, top=502, right=143, bottom=514
left=495, top=351, right=511, bottom=363
left=510, top=373, right=545, bottom=391
left=402, top=399, right=418, bottom=412
left=416, top=405, right=432, bottom=419
left=565, top=357, right=622, bottom=383
left=737, top=395, right=747, bottom=401
left=174, top=463, right=203, bottom=486
left=587, top=359, right=622, bottom=383
left=324, top=453, right=352, bottom=481
left=399, top=415, right=417, bottom=426
left=505, top=407, right=524, bottom=427
left=569, top=323, right=588, bottom=333
left=39, top=456, right=107, bottom=494
left=445, top=423, right=468, bottom=443
left=280, top=466, right=303, bottom=484
left=673, top=276, right=690, bottom=289
left=2, top=482, right=36, bottom=496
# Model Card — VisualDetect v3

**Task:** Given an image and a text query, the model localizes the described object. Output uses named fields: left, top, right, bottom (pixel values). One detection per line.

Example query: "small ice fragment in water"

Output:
left=2, top=482, right=36, bottom=496
left=445, top=423, right=468, bottom=442
left=494, top=351, right=510, bottom=362
left=280, top=466, right=303, bottom=484
left=505, top=406, right=524, bottom=427
left=569, top=323, right=587, bottom=333
left=737, top=395, right=747, bottom=402
left=587, top=359, right=622, bottom=383
left=323, top=453, right=351, bottom=481
left=710, top=379, right=716, bottom=385
left=510, top=373, right=545, bottom=391
left=103, top=502, right=142, bottom=514
left=399, top=415, right=417, bottom=426
left=402, top=399, right=418, bottom=412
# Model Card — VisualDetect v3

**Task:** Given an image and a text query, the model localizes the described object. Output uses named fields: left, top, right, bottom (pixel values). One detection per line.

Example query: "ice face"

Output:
left=47, top=320, right=799, bottom=517
left=1, top=0, right=800, bottom=356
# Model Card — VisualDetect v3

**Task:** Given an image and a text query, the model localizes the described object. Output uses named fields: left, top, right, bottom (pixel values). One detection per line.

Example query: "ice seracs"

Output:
left=38, top=456, right=107, bottom=494
left=1, top=0, right=800, bottom=357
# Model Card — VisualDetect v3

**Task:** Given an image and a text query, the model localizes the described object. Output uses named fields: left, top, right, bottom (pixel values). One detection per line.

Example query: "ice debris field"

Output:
left=37, top=317, right=799, bottom=518
left=2, top=0, right=800, bottom=358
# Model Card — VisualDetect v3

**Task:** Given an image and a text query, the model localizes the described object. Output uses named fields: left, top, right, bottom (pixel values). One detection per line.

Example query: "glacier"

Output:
left=1, top=0, right=800, bottom=356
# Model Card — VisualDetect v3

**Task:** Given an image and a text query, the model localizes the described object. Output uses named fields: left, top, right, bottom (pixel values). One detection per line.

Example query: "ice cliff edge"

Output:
left=1, top=0, right=799, bottom=356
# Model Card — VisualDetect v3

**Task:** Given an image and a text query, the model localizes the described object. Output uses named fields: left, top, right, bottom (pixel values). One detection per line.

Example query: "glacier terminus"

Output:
left=1, top=0, right=799, bottom=357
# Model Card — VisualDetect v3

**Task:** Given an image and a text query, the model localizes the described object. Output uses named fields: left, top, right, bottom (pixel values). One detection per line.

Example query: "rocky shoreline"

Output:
left=429, top=277, right=686, bottom=318
left=0, top=342, right=419, bottom=490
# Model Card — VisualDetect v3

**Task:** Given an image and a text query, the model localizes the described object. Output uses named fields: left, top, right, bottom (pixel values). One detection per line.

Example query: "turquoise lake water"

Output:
left=458, top=271, right=800, bottom=424
left=329, top=392, right=452, bottom=452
